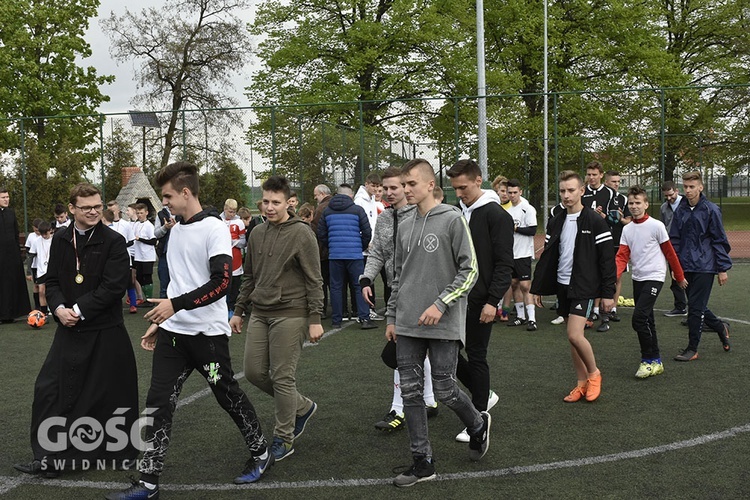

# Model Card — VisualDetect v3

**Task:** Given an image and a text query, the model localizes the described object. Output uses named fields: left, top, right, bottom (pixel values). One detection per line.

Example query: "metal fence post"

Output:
left=20, top=118, right=28, bottom=233
left=99, top=114, right=105, bottom=200
left=453, top=97, right=460, bottom=164
left=271, top=107, right=277, bottom=174
left=358, top=100, right=365, bottom=185
left=660, top=89, right=666, bottom=183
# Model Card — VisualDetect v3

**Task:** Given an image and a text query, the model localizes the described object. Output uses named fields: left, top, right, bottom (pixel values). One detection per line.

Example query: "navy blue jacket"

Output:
left=318, top=194, right=371, bottom=260
left=669, top=194, right=732, bottom=274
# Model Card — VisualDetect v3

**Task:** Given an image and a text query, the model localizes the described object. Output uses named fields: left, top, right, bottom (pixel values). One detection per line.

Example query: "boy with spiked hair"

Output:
left=107, top=162, right=271, bottom=500
left=386, top=159, right=490, bottom=487
left=531, top=170, right=615, bottom=402
left=616, top=186, right=687, bottom=378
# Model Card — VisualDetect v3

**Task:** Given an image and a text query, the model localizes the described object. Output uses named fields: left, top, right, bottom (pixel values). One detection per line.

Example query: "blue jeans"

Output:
left=329, top=259, right=368, bottom=323
left=685, top=272, right=725, bottom=351
left=397, top=335, right=483, bottom=459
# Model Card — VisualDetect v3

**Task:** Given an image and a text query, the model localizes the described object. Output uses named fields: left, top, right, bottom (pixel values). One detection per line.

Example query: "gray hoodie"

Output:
left=386, top=203, right=478, bottom=344
left=360, top=204, right=417, bottom=286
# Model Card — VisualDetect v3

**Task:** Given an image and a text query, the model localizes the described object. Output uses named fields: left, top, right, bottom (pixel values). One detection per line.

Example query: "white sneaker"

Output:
left=551, top=315, right=565, bottom=325
left=455, top=428, right=470, bottom=443
left=369, top=310, right=385, bottom=321
left=487, top=390, right=499, bottom=411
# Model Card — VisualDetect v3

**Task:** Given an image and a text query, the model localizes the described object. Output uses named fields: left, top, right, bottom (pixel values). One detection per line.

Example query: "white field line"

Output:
left=2, top=423, right=749, bottom=492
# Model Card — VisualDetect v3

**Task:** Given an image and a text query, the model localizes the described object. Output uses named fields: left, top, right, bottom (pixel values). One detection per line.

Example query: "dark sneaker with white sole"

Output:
left=234, top=452, right=274, bottom=484
left=468, top=411, right=491, bottom=461
left=393, top=456, right=436, bottom=487
left=105, top=479, right=159, bottom=500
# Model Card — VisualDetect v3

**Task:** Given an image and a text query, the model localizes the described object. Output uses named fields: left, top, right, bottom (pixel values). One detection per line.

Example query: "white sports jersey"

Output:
left=557, top=212, right=580, bottom=285
left=25, top=232, right=40, bottom=269
left=30, top=236, right=53, bottom=277
left=505, top=199, right=537, bottom=259
left=162, top=216, right=232, bottom=336
left=620, top=216, right=670, bottom=282
left=133, top=220, right=156, bottom=262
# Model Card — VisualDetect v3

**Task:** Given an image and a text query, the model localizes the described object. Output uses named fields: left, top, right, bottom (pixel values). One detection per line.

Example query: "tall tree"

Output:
left=247, top=0, right=469, bottom=181
left=101, top=123, right=138, bottom=202
left=102, top=0, right=253, bottom=169
left=0, top=0, right=113, bottom=229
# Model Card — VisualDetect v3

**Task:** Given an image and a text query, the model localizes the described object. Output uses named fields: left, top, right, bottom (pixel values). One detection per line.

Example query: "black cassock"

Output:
left=0, top=206, right=31, bottom=320
left=29, top=221, right=139, bottom=468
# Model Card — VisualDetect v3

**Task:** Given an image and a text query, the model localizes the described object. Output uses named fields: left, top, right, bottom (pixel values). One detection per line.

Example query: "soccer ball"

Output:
left=27, top=310, right=47, bottom=329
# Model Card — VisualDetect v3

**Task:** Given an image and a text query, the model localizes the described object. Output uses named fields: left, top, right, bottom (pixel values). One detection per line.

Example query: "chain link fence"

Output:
left=2, top=85, right=749, bottom=256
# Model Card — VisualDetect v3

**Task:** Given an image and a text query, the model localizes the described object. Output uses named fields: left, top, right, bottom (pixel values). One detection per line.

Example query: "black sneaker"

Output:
left=526, top=320, right=538, bottom=331
left=375, top=410, right=405, bottom=432
left=468, top=411, right=491, bottom=461
left=664, top=308, right=687, bottom=317
left=674, top=348, right=699, bottom=362
left=360, top=319, right=377, bottom=330
left=507, top=317, right=527, bottom=327
left=425, top=403, right=439, bottom=419
left=105, top=478, right=159, bottom=500
left=234, top=452, right=274, bottom=484
left=585, top=313, right=599, bottom=329
left=719, top=322, right=731, bottom=352
left=596, top=318, right=610, bottom=332
left=608, top=311, right=621, bottom=322
left=393, top=456, right=436, bottom=487
left=341, top=310, right=350, bottom=321
left=294, top=402, right=317, bottom=438
left=13, top=459, right=59, bottom=479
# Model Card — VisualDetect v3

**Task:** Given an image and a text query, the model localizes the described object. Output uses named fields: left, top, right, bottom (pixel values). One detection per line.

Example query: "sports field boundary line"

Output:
left=176, top=320, right=354, bottom=409
left=2, top=422, right=749, bottom=494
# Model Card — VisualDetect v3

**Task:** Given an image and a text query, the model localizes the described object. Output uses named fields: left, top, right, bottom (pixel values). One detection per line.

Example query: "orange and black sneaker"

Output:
left=563, top=385, right=587, bottom=403
left=674, top=348, right=699, bottom=362
left=585, top=372, right=602, bottom=402
left=585, top=313, right=599, bottom=330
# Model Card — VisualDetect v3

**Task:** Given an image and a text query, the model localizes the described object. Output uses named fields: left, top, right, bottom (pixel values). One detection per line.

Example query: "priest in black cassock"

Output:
left=0, top=188, right=31, bottom=323
left=14, top=183, right=139, bottom=478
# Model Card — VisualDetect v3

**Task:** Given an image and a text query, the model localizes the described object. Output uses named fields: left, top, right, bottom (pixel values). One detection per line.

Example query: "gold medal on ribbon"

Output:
left=75, top=273, right=84, bottom=284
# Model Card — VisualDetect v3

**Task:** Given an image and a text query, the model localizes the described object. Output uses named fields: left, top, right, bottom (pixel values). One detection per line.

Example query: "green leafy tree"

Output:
left=198, top=145, right=247, bottom=209
left=0, top=0, right=113, bottom=229
left=102, top=0, right=253, bottom=169
left=102, top=124, right=138, bottom=202
left=247, top=0, right=468, bottom=182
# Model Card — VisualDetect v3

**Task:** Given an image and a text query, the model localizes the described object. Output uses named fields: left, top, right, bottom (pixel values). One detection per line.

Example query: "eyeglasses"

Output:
left=75, top=204, right=104, bottom=213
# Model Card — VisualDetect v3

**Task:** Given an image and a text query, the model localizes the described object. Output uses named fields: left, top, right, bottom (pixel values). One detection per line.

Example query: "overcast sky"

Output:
left=86, top=0, right=259, bottom=115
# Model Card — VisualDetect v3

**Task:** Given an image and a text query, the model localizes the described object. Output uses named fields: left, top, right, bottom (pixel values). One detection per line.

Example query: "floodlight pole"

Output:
left=543, top=0, right=550, bottom=227
left=477, top=0, right=488, bottom=181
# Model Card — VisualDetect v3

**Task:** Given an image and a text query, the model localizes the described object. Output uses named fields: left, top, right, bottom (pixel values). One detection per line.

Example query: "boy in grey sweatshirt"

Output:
left=385, top=159, right=490, bottom=487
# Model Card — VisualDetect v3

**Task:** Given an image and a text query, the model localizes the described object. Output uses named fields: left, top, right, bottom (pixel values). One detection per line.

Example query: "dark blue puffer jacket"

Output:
left=317, top=194, right=371, bottom=260
left=668, top=194, right=732, bottom=273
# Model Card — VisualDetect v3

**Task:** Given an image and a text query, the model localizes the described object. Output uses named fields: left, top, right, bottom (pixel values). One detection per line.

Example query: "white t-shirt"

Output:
left=557, top=212, right=580, bottom=285
left=162, top=216, right=232, bottom=336
left=30, top=236, right=53, bottom=277
left=26, top=232, right=40, bottom=269
left=505, top=200, right=537, bottom=259
left=620, top=216, right=670, bottom=282
left=133, top=220, right=156, bottom=262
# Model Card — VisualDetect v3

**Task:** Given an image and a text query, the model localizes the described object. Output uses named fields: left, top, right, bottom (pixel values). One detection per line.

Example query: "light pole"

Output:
left=477, top=0, right=488, bottom=181
left=543, top=0, right=550, bottom=226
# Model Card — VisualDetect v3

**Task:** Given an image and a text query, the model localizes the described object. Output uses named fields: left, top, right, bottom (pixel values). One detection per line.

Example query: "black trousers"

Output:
left=139, top=328, right=266, bottom=483
left=685, top=272, right=725, bottom=352
left=632, top=280, right=663, bottom=360
left=456, top=305, right=493, bottom=412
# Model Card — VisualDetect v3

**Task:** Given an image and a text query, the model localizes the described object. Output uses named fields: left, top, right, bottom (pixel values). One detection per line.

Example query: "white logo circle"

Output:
left=423, top=234, right=439, bottom=253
